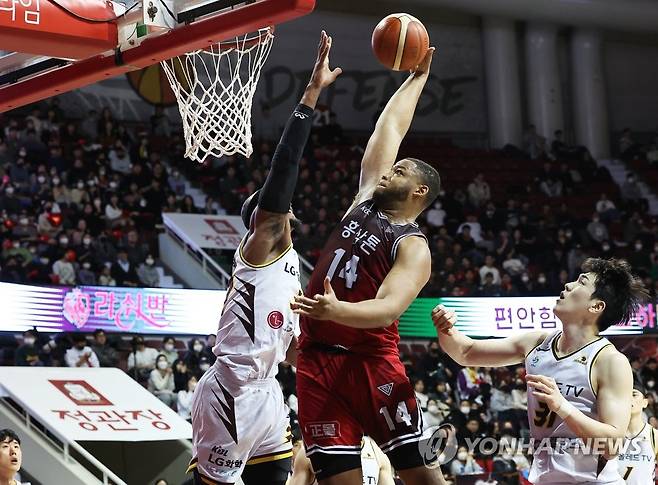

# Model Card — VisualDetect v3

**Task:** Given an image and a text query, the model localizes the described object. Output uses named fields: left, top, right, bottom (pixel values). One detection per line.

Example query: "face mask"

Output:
left=6, top=187, right=14, bottom=195
left=602, top=244, right=610, bottom=251
left=82, top=262, right=91, bottom=270
left=428, top=404, right=439, bottom=414
left=592, top=217, right=599, bottom=223
left=648, top=381, right=655, bottom=389
left=434, top=202, right=442, bottom=210
left=29, top=247, right=36, bottom=254
left=99, top=168, right=106, bottom=176
left=635, top=244, right=643, bottom=251
left=164, top=343, right=174, bottom=352
left=59, top=237, right=69, bottom=245
left=200, top=364, right=210, bottom=372
left=52, top=178, right=60, bottom=186
left=83, top=238, right=91, bottom=245
left=87, top=179, right=95, bottom=187
left=140, top=199, right=147, bottom=208
left=157, top=360, right=168, bottom=370
left=146, top=258, right=154, bottom=266
left=457, top=451, right=468, bottom=461
left=109, top=181, right=118, bottom=189
left=486, top=210, right=494, bottom=217
left=460, top=406, right=471, bottom=415
left=193, top=343, right=203, bottom=353
left=521, top=274, right=529, bottom=283
left=24, top=337, right=35, bottom=346
left=40, top=257, right=49, bottom=265
left=77, top=182, right=84, bottom=190
left=37, top=175, right=46, bottom=184
left=19, top=218, right=28, bottom=225
left=13, top=241, right=20, bottom=249
left=538, top=276, right=547, bottom=284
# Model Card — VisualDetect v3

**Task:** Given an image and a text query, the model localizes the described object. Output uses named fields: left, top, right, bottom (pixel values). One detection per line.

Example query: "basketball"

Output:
left=371, top=13, right=430, bottom=71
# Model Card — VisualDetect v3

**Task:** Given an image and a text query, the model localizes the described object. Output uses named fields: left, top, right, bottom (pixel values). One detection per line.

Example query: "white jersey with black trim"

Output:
left=361, top=436, right=380, bottom=485
left=617, top=423, right=658, bottom=485
left=212, top=237, right=301, bottom=380
left=526, top=331, right=623, bottom=484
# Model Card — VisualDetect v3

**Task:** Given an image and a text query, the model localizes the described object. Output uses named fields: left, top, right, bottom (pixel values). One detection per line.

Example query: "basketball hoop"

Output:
left=161, top=26, right=275, bottom=162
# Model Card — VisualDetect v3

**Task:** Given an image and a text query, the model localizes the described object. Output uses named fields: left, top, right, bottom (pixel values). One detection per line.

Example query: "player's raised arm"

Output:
left=432, top=304, right=547, bottom=367
left=292, top=236, right=430, bottom=328
left=354, top=48, right=435, bottom=206
left=527, top=348, right=632, bottom=453
left=242, top=31, right=342, bottom=265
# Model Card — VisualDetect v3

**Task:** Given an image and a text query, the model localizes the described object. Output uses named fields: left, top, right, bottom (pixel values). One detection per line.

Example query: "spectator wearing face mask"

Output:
left=183, top=338, right=206, bottom=375
left=52, top=250, right=76, bottom=285
left=14, top=330, right=43, bottom=367
left=160, top=337, right=179, bottom=365
left=148, top=354, right=175, bottom=407
left=173, top=358, right=190, bottom=392
left=177, top=375, right=197, bottom=422
left=127, top=336, right=159, bottom=382
left=197, top=356, right=211, bottom=376
left=137, top=255, right=160, bottom=287
left=642, top=358, right=658, bottom=386
left=423, top=399, right=450, bottom=427
left=77, top=261, right=96, bottom=285
left=98, top=265, right=116, bottom=286
left=450, top=446, right=483, bottom=476
left=65, top=333, right=99, bottom=368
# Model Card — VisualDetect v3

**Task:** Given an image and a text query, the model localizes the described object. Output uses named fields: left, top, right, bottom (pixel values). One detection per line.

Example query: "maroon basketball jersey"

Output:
left=299, top=199, right=427, bottom=356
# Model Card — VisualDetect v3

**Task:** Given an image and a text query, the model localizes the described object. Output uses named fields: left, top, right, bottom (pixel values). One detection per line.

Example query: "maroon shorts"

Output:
left=296, top=345, right=429, bottom=477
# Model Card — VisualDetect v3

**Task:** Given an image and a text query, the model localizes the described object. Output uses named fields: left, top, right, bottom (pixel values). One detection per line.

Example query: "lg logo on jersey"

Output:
left=284, top=262, right=298, bottom=276
left=267, top=311, right=285, bottom=329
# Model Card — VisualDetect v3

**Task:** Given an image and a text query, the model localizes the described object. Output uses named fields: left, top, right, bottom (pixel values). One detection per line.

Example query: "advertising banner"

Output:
left=0, top=282, right=225, bottom=335
left=1, top=283, right=656, bottom=338
left=0, top=367, right=192, bottom=441
left=399, top=297, right=657, bottom=339
left=162, top=213, right=247, bottom=251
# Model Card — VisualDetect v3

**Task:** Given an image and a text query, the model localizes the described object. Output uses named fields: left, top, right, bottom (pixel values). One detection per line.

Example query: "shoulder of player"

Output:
left=518, top=330, right=549, bottom=358
left=591, top=346, right=632, bottom=386
left=394, top=235, right=430, bottom=261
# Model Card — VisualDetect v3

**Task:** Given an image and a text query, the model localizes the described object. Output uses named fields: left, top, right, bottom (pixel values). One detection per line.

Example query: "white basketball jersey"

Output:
left=617, top=424, right=658, bottom=485
left=526, top=331, right=623, bottom=484
left=361, top=437, right=380, bottom=485
left=212, top=239, right=301, bottom=380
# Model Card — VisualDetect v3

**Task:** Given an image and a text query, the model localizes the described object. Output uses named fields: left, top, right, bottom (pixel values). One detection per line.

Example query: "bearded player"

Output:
left=617, top=381, right=658, bottom=484
left=187, top=31, right=341, bottom=485
left=291, top=47, right=447, bottom=485
left=433, top=258, right=649, bottom=484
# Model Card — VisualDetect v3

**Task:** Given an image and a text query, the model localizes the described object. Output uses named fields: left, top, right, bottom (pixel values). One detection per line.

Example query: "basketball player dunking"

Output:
left=187, top=31, right=341, bottom=485
left=291, top=48, right=448, bottom=484
left=432, top=258, right=649, bottom=485
left=617, top=380, right=658, bottom=484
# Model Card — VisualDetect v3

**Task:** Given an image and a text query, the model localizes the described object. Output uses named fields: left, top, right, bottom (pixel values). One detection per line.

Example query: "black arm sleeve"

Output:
left=258, top=103, right=314, bottom=213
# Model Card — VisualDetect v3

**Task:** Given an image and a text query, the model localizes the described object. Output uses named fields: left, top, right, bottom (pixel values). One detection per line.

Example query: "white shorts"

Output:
left=188, top=363, right=292, bottom=483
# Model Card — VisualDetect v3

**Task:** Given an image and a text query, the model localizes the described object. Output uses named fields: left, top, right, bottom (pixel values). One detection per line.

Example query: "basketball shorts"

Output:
left=296, top=345, right=435, bottom=480
left=188, top=363, right=293, bottom=484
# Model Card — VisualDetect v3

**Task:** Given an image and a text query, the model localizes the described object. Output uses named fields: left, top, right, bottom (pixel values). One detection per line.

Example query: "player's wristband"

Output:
left=556, top=398, right=577, bottom=419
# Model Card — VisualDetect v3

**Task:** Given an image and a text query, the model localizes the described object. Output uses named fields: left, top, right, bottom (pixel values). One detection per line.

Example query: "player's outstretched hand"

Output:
left=309, top=30, right=342, bottom=89
left=291, top=277, right=341, bottom=321
left=431, top=304, right=456, bottom=336
left=412, top=46, right=435, bottom=77
left=526, top=374, right=563, bottom=413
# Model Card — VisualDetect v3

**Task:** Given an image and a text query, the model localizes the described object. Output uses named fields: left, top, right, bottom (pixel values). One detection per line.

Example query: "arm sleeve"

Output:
left=258, top=103, right=314, bottom=213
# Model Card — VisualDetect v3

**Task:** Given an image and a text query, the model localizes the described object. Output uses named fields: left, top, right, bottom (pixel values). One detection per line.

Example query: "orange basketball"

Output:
left=372, top=13, right=430, bottom=71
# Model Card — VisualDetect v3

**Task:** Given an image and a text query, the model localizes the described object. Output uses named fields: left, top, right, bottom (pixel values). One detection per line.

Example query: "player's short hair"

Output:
left=633, top=379, right=647, bottom=396
left=0, top=429, right=20, bottom=445
left=406, top=158, right=441, bottom=210
left=581, top=258, right=649, bottom=332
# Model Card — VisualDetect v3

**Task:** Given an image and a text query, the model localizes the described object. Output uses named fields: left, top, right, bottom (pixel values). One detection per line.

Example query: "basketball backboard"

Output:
left=0, top=0, right=315, bottom=112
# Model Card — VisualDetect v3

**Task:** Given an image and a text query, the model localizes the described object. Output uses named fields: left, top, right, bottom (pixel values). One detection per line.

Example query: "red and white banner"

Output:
left=163, top=213, right=247, bottom=250
left=0, top=367, right=192, bottom=441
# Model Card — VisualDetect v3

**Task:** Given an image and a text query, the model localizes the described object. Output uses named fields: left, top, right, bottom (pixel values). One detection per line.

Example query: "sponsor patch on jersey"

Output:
left=377, top=382, right=394, bottom=396
left=267, top=310, right=284, bottom=329
left=305, top=421, right=341, bottom=439
left=529, top=355, right=539, bottom=367
left=574, top=355, right=588, bottom=365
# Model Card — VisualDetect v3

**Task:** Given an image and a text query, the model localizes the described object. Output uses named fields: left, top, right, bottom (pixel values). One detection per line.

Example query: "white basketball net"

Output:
left=161, top=27, right=274, bottom=162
